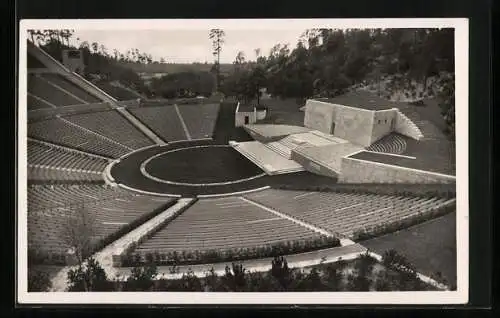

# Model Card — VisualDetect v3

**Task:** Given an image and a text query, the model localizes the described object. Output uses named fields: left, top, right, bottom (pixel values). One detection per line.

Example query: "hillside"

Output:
left=118, top=61, right=234, bottom=75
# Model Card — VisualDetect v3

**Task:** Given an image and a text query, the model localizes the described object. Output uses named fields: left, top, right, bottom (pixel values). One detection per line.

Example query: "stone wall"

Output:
left=371, top=109, right=397, bottom=144
left=332, top=105, right=374, bottom=146
left=290, top=150, right=339, bottom=178
left=304, top=100, right=336, bottom=134
left=235, top=111, right=256, bottom=127
left=304, top=100, right=376, bottom=147
left=339, top=157, right=456, bottom=184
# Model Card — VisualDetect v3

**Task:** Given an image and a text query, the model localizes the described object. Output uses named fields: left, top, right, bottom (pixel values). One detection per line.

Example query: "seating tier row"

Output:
left=28, top=140, right=109, bottom=172
left=136, top=196, right=322, bottom=253
left=28, top=118, right=130, bottom=158
left=245, top=189, right=450, bottom=238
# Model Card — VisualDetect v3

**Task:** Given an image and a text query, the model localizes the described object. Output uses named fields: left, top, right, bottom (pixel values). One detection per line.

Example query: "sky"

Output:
left=70, top=29, right=305, bottom=64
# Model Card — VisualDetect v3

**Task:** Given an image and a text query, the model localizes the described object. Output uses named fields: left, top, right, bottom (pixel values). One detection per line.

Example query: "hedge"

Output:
left=352, top=199, right=456, bottom=241
left=272, top=183, right=456, bottom=199
left=121, top=235, right=341, bottom=267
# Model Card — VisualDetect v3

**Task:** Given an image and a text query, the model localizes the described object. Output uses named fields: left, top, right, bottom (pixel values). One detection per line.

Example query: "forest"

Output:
left=28, top=28, right=455, bottom=138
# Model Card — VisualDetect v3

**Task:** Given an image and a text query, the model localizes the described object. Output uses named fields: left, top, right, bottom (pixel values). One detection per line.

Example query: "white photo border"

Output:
left=17, top=18, right=469, bottom=305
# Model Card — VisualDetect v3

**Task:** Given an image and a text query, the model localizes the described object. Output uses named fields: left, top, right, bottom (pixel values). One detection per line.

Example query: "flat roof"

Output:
left=244, top=124, right=312, bottom=139
left=237, top=104, right=255, bottom=112
left=286, top=131, right=348, bottom=147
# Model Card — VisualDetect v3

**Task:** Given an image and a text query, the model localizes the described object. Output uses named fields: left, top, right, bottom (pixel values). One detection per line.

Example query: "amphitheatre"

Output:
left=24, top=40, right=457, bottom=291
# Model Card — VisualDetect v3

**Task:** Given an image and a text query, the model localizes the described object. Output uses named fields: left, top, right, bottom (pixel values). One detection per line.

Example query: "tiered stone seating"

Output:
left=366, top=133, right=408, bottom=154
left=27, top=51, right=47, bottom=69
left=136, top=196, right=322, bottom=253
left=177, top=103, right=220, bottom=139
left=245, top=189, right=451, bottom=238
left=40, top=73, right=101, bottom=104
left=129, top=106, right=188, bottom=142
left=28, top=141, right=109, bottom=172
left=28, top=118, right=130, bottom=158
left=28, top=184, right=129, bottom=211
left=28, top=165, right=103, bottom=183
left=28, top=74, right=82, bottom=107
left=94, top=81, right=141, bottom=101
left=28, top=184, right=174, bottom=260
left=28, top=94, right=52, bottom=110
left=62, top=110, right=154, bottom=150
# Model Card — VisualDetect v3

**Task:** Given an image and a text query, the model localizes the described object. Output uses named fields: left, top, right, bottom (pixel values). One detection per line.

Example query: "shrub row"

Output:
left=352, top=199, right=456, bottom=241
left=121, top=235, right=341, bottom=267
left=272, top=182, right=456, bottom=199
left=28, top=199, right=180, bottom=266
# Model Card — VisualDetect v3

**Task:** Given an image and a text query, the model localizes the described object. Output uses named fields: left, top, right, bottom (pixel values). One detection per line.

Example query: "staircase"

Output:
left=265, top=141, right=293, bottom=159
left=231, top=141, right=305, bottom=175
left=394, top=109, right=424, bottom=140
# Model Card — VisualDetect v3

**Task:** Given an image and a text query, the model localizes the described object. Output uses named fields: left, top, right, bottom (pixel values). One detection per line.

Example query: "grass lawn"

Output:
left=360, top=211, right=457, bottom=288
left=254, top=98, right=305, bottom=126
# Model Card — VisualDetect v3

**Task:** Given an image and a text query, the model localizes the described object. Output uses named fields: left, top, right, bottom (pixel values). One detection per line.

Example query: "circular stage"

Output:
left=141, top=145, right=264, bottom=186
left=109, top=139, right=339, bottom=197
left=109, top=140, right=270, bottom=196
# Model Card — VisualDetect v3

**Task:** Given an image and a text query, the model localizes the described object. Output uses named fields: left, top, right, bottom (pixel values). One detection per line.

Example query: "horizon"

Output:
left=66, top=29, right=305, bottom=64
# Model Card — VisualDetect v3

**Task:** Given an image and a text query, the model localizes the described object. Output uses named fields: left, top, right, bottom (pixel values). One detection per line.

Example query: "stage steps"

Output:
left=231, top=141, right=305, bottom=175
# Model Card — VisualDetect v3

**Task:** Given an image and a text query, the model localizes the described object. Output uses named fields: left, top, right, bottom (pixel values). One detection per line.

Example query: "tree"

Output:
left=203, top=268, right=221, bottom=292
left=91, top=42, right=99, bottom=54
left=323, top=262, right=344, bottom=291
left=67, top=257, right=111, bottom=291
left=381, top=249, right=422, bottom=290
left=209, top=29, right=226, bottom=91
left=437, top=73, right=455, bottom=140
left=251, top=66, right=267, bottom=105
left=28, top=268, right=52, bottom=292
left=28, top=30, right=36, bottom=43
left=221, top=263, right=247, bottom=292
left=179, top=269, right=203, bottom=291
left=270, top=256, right=292, bottom=290
left=124, top=263, right=158, bottom=291
left=233, top=51, right=246, bottom=71
left=347, top=252, right=375, bottom=291
left=60, top=204, right=97, bottom=264
left=254, top=48, right=261, bottom=60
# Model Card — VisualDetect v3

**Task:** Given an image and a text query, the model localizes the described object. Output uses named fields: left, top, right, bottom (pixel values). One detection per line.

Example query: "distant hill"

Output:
left=118, top=61, right=234, bottom=75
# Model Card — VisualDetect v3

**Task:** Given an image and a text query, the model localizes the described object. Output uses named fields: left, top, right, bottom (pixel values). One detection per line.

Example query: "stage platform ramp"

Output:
left=230, top=140, right=305, bottom=175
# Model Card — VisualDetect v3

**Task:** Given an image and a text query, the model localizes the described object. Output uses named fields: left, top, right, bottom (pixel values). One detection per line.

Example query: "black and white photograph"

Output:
left=17, top=19, right=468, bottom=304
